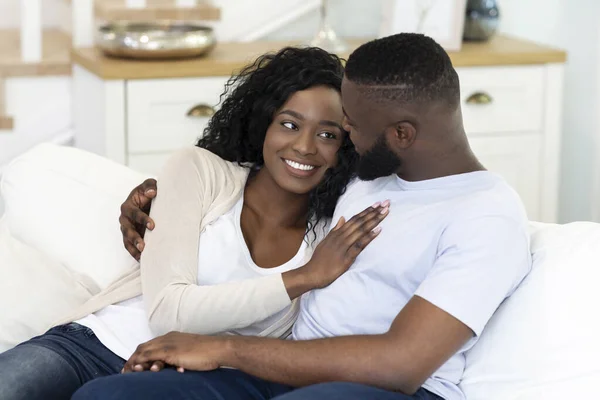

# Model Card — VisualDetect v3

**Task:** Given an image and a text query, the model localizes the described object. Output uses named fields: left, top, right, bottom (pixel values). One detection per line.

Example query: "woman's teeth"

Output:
left=285, top=159, right=316, bottom=171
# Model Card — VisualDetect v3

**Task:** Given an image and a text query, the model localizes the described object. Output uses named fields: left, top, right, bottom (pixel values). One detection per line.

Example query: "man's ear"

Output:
left=386, top=121, right=417, bottom=150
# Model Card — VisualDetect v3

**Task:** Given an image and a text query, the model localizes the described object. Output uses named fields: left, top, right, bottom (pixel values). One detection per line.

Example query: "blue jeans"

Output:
left=73, top=368, right=444, bottom=400
left=0, top=323, right=125, bottom=400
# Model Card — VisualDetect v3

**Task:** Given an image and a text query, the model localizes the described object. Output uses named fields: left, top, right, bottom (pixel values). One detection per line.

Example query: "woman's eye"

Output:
left=318, top=131, right=337, bottom=140
left=282, top=121, right=298, bottom=130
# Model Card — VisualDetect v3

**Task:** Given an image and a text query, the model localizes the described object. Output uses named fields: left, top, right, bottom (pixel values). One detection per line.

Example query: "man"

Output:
left=84, top=33, right=531, bottom=400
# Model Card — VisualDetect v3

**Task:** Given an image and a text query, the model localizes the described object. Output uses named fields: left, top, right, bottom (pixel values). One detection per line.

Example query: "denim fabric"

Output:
left=0, top=323, right=124, bottom=400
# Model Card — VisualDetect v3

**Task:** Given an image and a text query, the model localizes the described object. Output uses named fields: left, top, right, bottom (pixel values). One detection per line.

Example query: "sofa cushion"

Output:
left=0, top=217, right=93, bottom=352
left=1, top=143, right=148, bottom=290
left=0, top=143, right=148, bottom=352
left=460, top=221, right=600, bottom=399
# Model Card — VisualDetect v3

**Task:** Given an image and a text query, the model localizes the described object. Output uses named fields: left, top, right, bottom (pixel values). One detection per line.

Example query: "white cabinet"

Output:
left=73, top=63, right=564, bottom=222
left=456, top=64, right=563, bottom=222
left=468, top=134, right=542, bottom=218
left=127, top=77, right=229, bottom=154
left=458, top=65, right=545, bottom=134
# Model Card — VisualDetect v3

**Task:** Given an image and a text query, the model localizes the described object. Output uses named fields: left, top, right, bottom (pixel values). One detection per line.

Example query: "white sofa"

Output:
left=0, top=143, right=599, bottom=399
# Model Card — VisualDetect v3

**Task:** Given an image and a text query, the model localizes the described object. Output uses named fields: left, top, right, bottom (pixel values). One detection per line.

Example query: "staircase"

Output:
left=0, top=28, right=71, bottom=130
left=0, top=0, right=221, bottom=132
left=0, top=0, right=221, bottom=167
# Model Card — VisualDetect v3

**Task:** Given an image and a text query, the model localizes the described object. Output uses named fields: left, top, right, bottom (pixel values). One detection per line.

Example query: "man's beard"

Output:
left=356, top=134, right=402, bottom=181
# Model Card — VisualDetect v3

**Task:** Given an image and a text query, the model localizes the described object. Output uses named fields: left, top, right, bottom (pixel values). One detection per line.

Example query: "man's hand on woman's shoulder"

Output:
left=119, top=178, right=158, bottom=260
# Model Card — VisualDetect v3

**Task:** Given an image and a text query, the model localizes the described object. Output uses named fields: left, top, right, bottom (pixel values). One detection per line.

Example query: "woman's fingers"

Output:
left=335, top=200, right=387, bottom=236
left=339, top=200, right=389, bottom=238
left=331, top=216, right=346, bottom=231
left=342, top=205, right=389, bottom=247
left=345, top=225, right=383, bottom=260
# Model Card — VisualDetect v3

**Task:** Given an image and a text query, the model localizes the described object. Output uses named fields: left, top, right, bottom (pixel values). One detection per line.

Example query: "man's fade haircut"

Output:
left=344, top=33, right=460, bottom=108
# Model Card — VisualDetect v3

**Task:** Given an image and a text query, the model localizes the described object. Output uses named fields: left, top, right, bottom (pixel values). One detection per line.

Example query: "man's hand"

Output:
left=120, top=299, right=472, bottom=394
left=119, top=178, right=158, bottom=260
left=122, top=332, right=230, bottom=374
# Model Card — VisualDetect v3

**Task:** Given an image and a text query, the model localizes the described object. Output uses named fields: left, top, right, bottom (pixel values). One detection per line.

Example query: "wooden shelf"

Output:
left=95, top=0, right=220, bottom=21
left=0, top=29, right=71, bottom=77
left=72, top=36, right=567, bottom=81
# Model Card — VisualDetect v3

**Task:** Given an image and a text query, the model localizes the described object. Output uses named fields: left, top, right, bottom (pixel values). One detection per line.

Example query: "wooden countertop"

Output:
left=455, top=35, right=566, bottom=67
left=72, top=35, right=567, bottom=80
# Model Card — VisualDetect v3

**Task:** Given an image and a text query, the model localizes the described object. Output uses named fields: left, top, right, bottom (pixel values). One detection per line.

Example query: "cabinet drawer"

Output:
left=457, top=66, right=544, bottom=135
left=126, top=77, right=229, bottom=153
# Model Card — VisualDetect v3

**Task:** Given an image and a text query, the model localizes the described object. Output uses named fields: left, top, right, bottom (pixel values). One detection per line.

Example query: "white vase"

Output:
left=310, top=0, right=347, bottom=53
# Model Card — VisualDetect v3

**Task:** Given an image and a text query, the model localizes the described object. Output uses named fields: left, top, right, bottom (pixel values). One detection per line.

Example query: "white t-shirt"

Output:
left=78, top=197, right=310, bottom=360
left=292, top=172, right=532, bottom=400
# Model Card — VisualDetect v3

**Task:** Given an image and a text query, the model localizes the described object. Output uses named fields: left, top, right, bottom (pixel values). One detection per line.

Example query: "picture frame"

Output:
left=379, top=0, right=467, bottom=52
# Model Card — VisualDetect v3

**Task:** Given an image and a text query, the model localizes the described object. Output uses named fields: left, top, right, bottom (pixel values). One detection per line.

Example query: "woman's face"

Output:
left=262, top=86, right=346, bottom=195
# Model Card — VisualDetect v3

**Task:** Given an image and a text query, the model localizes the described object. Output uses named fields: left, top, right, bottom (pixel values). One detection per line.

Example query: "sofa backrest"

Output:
left=460, top=221, right=600, bottom=399
left=0, top=143, right=148, bottom=351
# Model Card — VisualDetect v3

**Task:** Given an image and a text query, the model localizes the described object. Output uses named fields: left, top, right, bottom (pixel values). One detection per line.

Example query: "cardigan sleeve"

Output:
left=140, top=147, right=293, bottom=336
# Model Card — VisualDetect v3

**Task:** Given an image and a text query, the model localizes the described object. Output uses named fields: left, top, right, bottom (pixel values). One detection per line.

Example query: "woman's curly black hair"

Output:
left=197, top=46, right=358, bottom=239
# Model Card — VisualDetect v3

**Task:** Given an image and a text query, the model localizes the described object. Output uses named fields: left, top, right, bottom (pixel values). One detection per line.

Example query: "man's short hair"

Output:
left=345, top=33, right=460, bottom=108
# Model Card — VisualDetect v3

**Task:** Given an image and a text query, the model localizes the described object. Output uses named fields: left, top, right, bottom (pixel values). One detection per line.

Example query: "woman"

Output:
left=0, top=47, right=388, bottom=400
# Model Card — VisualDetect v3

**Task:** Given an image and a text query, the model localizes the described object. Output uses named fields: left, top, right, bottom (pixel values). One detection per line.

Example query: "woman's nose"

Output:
left=291, top=129, right=317, bottom=155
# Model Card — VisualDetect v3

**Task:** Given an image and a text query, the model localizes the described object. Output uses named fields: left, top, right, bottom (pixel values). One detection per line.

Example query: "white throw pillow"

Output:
left=460, top=221, right=600, bottom=399
left=0, top=144, right=149, bottom=352
left=0, top=217, right=92, bottom=352
left=1, top=143, right=148, bottom=290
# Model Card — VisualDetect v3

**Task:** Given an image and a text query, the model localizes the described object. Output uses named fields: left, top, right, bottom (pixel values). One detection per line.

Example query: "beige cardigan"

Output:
left=57, top=147, right=297, bottom=338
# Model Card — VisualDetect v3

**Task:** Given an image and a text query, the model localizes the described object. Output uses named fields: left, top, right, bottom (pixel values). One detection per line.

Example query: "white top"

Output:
left=78, top=196, right=309, bottom=360
left=293, top=172, right=532, bottom=400
left=59, top=148, right=294, bottom=339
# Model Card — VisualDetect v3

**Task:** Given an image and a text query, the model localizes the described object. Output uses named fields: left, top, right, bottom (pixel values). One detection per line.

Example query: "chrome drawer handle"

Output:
left=466, top=92, right=493, bottom=105
left=186, top=104, right=216, bottom=118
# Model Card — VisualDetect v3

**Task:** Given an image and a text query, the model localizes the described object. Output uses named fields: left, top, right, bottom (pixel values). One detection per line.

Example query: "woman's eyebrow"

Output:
left=280, top=110, right=343, bottom=131
left=278, top=110, right=304, bottom=120
left=320, top=120, right=344, bottom=131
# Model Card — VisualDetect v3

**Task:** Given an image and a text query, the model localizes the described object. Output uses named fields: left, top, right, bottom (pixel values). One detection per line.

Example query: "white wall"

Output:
left=0, top=0, right=594, bottom=222
left=0, top=0, right=68, bottom=29
left=499, top=0, right=599, bottom=223
left=264, top=0, right=383, bottom=41
left=210, top=0, right=382, bottom=42
left=265, top=0, right=594, bottom=223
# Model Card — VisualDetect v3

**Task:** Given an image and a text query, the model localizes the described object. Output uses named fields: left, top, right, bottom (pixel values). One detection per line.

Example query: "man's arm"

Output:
left=126, top=214, right=528, bottom=392
left=127, top=296, right=472, bottom=395
left=224, top=296, right=472, bottom=394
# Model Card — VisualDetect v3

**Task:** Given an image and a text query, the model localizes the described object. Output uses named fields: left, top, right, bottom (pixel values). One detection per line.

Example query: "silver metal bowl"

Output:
left=96, top=21, right=216, bottom=59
